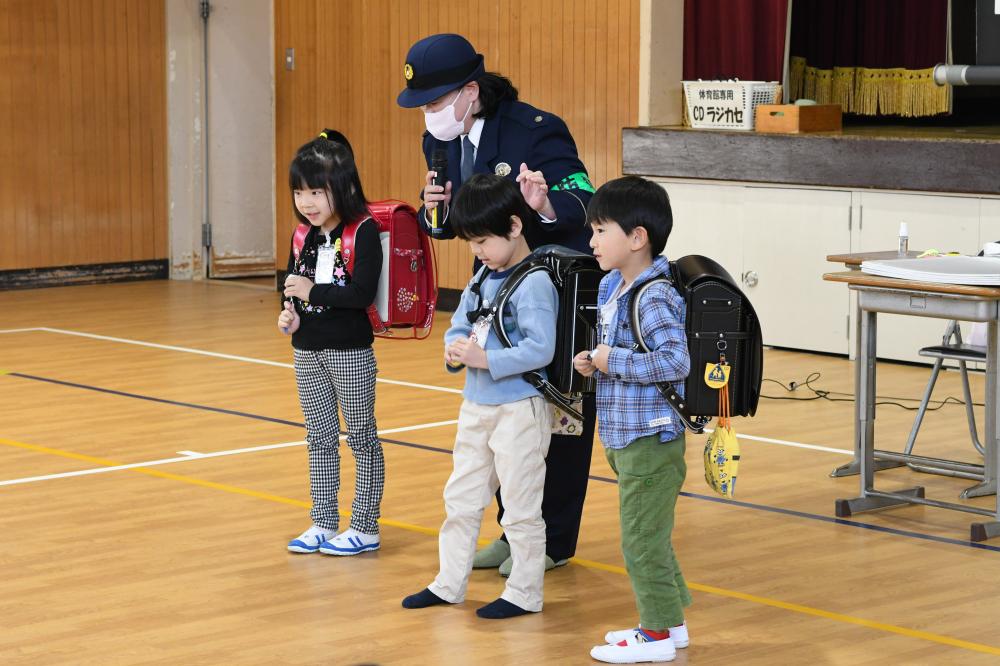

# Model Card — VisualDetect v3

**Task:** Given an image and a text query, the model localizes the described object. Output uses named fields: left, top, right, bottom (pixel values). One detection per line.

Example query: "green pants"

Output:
left=605, top=433, right=691, bottom=631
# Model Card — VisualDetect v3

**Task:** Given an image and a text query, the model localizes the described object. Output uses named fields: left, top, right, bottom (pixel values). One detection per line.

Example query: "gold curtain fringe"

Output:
left=789, top=56, right=807, bottom=100
left=788, top=56, right=950, bottom=117
left=831, top=67, right=855, bottom=111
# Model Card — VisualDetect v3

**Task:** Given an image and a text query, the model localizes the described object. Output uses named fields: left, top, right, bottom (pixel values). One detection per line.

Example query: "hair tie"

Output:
left=316, top=129, right=354, bottom=158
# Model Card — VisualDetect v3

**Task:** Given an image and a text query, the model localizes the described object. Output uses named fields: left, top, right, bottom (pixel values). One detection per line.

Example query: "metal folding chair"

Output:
left=902, top=320, right=986, bottom=488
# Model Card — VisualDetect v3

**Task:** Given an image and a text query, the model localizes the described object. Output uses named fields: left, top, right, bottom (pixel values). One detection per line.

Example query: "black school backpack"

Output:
left=630, top=255, right=763, bottom=434
left=465, top=245, right=604, bottom=421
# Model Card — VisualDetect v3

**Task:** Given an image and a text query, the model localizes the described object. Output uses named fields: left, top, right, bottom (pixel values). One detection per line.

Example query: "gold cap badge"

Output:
left=404, top=63, right=414, bottom=80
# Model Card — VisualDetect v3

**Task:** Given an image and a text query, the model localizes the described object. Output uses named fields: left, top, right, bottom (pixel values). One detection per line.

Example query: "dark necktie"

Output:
left=460, top=135, right=475, bottom=185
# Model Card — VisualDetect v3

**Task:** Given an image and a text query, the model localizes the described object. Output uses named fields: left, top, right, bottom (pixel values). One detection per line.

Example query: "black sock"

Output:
left=401, top=588, right=448, bottom=609
left=475, top=598, right=532, bottom=619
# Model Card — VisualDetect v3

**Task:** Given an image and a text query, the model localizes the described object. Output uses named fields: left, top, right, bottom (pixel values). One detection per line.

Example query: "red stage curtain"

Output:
left=789, top=0, right=949, bottom=116
left=683, top=0, right=789, bottom=82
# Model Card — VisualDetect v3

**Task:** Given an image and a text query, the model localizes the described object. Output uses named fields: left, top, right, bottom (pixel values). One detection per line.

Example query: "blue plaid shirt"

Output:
left=596, top=256, right=690, bottom=449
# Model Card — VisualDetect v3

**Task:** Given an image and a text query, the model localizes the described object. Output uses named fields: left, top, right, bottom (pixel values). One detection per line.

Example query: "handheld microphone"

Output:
left=430, top=149, right=448, bottom=229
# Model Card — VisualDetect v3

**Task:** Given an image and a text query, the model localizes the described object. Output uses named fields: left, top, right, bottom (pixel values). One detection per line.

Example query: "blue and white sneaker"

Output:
left=319, top=528, right=380, bottom=556
left=287, top=525, right=336, bottom=553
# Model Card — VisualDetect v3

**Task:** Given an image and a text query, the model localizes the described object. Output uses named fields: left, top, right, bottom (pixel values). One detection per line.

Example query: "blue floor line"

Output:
left=8, top=371, right=1000, bottom=553
left=11, top=372, right=303, bottom=427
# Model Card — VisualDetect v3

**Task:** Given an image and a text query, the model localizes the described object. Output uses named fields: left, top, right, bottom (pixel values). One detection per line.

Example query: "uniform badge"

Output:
left=403, top=63, right=414, bottom=80
left=495, top=162, right=512, bottom=177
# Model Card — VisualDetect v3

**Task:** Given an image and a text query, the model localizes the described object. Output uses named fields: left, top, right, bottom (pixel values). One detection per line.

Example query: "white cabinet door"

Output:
left=743, top=187, right=852, bottom=353
left=858, top=192, right=981, bottom=363
left=980, top=198, right=1000, bottom=249
left=656, top=181, right=744, bottom=281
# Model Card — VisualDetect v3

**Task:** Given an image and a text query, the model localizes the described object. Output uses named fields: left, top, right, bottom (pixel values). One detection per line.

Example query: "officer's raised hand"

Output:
left=516, top=162, right=556, bottom=220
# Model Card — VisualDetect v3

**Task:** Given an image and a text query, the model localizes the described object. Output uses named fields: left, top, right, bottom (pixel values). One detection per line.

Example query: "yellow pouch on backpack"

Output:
left=702, top=362, right=741, bottom=498
left=703, top=425, right=740, bottom=498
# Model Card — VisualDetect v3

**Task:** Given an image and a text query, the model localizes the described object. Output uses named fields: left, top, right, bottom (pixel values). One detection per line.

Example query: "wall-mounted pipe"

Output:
left=933, top=64, right=1000, bottom=86
left=201, top=0, right=212, bottom=274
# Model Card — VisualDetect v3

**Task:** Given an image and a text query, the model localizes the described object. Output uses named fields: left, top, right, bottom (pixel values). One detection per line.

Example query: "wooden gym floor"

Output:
left=2, top=279, right=1000, bottom=665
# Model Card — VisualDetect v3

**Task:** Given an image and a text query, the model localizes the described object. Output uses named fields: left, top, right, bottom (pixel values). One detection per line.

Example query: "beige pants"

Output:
left=429, top=396, right=553, bottom=612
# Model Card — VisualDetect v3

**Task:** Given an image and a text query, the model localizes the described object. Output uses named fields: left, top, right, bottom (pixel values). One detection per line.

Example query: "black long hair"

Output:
left=288, top=133, right=368, bottom=226
left=473, top=72, right=519, bottom=120
left=451, top=173, right=533, bottom=240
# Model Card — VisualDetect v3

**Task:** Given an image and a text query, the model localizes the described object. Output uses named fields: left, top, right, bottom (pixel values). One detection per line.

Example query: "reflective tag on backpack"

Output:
left=704, top=362, right=730, bottom=389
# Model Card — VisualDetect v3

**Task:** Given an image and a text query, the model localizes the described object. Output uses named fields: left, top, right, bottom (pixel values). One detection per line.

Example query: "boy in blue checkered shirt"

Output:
left=573, top=176, right=691, bottom=664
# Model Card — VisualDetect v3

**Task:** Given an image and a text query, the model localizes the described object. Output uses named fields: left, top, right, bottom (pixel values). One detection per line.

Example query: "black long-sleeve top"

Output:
left=284, top=220, right=382, bottom=350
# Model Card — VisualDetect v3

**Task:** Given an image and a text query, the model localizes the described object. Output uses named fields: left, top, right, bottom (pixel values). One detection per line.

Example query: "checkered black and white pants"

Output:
left=293, top=347, right=383, bottom=535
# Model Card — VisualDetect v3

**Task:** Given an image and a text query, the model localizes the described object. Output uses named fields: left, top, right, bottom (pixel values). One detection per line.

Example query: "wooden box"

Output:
left=754, top=104, right=842, bottom=133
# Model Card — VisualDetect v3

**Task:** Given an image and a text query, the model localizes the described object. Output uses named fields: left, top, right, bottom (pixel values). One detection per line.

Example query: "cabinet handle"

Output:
left=743, top=270, right=758, bottom=288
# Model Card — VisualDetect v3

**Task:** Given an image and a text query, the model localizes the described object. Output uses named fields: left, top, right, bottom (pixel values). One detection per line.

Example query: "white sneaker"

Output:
left=287, top=525, right=336, bottom=553
left=319, top=528, right=380, bottom=555
left=605, top=623, right=688, bottom=649
left=591, top=630, right=676, bottom=664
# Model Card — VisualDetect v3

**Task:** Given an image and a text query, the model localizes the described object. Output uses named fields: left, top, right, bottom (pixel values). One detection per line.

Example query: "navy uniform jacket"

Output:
left=418, top=99, right=594, bottom=255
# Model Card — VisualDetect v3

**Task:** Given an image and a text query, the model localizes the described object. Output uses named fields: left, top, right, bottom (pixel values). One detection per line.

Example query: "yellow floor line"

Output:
left=573, top=554, right=1000, bottom=655
left=3, top=435, right=1000, bottom=657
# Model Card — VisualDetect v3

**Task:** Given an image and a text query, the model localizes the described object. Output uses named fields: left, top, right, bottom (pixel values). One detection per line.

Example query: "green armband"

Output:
left=551, top=171, right=595, bottom=194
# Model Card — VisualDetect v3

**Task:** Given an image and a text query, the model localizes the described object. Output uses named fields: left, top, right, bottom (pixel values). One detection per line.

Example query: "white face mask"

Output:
left=424, top=90, right=473, bottom=142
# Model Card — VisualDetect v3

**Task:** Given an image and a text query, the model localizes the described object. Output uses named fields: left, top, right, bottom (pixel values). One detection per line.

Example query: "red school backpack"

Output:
left=292, top=200, right=437, bottom=339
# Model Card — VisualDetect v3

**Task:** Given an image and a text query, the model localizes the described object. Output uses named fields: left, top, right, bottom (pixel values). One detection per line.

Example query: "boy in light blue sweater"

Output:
left=402, top=174, right=558, bottom=619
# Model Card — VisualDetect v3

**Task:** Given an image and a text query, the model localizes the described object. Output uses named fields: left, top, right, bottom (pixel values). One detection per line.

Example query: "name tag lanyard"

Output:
left=315, top=233, right=336, bottom=285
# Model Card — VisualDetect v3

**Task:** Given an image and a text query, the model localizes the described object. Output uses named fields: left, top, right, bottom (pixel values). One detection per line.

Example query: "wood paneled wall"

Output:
left=0, top=0, right=167, bottom=272
left=274, top=0, right=640, bottom=290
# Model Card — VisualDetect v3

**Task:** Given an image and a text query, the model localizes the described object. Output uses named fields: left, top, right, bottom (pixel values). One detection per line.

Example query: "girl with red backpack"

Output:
left=279, top=133, right=385, bottom=556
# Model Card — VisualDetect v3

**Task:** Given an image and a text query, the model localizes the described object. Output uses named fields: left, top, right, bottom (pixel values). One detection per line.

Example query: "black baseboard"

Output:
left=0, top=259, right=169, bottom=290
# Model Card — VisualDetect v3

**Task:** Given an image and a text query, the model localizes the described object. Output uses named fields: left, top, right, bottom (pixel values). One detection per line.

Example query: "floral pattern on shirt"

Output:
left=294, top=236, right=351, bottom=315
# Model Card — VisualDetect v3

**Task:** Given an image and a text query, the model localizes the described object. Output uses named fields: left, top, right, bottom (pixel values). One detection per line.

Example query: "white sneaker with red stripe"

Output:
left=590, top=629, right=676, bottom=664
left=604, top=622, right=688, bottom=649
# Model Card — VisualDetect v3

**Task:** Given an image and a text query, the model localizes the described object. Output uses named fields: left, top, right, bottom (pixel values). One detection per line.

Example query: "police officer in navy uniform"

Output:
left=397, top=33, right=597, bottom=575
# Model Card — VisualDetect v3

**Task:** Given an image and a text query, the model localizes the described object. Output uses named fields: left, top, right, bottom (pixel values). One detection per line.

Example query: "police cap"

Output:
left=397, top=33, right=485, bottom=108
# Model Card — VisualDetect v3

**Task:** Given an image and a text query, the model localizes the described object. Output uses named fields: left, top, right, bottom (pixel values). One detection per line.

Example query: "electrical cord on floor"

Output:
left=762, top=371, right=986, bottom=411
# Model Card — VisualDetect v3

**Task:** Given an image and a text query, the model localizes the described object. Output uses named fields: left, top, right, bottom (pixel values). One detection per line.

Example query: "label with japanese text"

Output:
left=686, top=83, right=748, bottom=129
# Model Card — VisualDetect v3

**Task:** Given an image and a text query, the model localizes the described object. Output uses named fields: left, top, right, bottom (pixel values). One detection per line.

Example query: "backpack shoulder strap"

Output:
left=337, top=214, right=385, bottom=334
left=629, top=277, right=671, bottom=353
left=464, top=265, right=494, bottom=323
left=485, top=259, right=585, bottom=421
left=489, top=259, right=552, bottom=345
left=291, top=224, right=311, bottom=262
left=339, top=216, right=373, bottom=275
left=629, top=274, right=706, bottom=434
